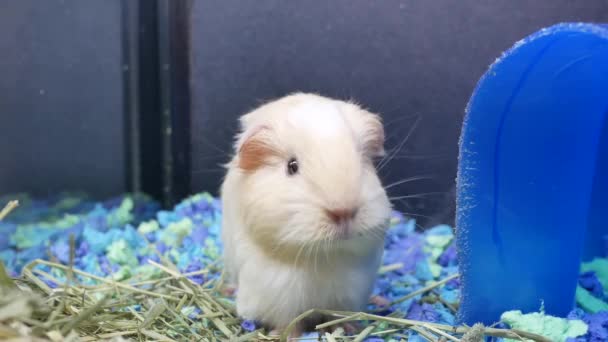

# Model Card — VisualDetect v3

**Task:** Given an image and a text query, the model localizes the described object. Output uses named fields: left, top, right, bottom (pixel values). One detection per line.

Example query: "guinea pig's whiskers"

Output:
left=325, top=236, right=334, bottom=264
left=313, top=242, right=321, bottom=276
left=366, top=226, right=387, bottom=243
left=373, top=226, right=387, bottom=240
left=391, top=206, right=435, bottom=221
left=193, top=135, right=229, bottom=154
left=364, top=174, right=435, bottom=205
left=293, top=242, right=307, bottom=268
left=389, top=153, right=450, bottom=160
left=383, top=175, right=436, bottom=191
left=305, top=244, right=316, bottom=273
left=270, top=234, right=296, bottom=257
left=377, top=115, right=421, bottom=171
left=383, top=112, right=419, bottom=131
left=380, top=113, right=422, bottom=154
left=322, top=231, right=332, bottom=265
left=389, top=205, right=432, bottom=230
left=357, top=221, right=385, bottom=242
left=389, top=191, right=446, bottom=201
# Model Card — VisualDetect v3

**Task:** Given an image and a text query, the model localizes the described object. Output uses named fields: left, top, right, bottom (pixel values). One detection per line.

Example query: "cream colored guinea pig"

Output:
left=220, top=93, right=392, bottom=337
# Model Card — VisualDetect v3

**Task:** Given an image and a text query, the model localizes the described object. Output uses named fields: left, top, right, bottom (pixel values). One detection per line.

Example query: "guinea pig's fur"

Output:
left=220, top=93, right=392, bottom=334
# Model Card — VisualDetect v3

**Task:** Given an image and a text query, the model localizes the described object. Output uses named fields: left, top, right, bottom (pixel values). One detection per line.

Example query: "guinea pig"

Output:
left=220, top=93, right=392, bottom=337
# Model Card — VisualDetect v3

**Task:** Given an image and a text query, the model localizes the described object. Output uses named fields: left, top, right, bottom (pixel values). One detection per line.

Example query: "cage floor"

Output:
left=0, top=192, right=605, bottom=341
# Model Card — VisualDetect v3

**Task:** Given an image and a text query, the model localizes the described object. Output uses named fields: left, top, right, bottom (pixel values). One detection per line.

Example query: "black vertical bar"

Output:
left=158, top=0, right=192, bottom=207
left=120, top=0, right=141, bottom=192
left=169, top=0, right=192, bottom=204
left=120, top=0, right=190, bottom=206
left=137, top=0, right=164, bottom=201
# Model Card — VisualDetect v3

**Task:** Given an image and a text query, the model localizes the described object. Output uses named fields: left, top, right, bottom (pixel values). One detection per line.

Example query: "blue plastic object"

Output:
left=456, top=23, right=608, bottom=325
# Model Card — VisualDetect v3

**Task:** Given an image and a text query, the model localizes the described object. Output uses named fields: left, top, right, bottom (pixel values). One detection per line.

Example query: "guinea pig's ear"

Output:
left=236, top=125, right=279, bottom=171
left=360, top=112, right=386, bottom=158
left=340, top=102, right=386, bottom=159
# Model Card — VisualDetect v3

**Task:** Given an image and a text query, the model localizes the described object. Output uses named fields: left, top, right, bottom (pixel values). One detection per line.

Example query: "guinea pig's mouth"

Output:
left=323, top=207, right=358, bottom=240
left=321, top=209, right=389, bottom=242
left=330, top=222, right=352, bottom=240
left=328, top=221, right=384, bottom=242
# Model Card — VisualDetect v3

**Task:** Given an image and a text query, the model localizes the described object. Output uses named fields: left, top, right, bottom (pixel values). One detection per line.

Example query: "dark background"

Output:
left=189, top=1, right=608, bottom=226
left=1, top=1, right=607, bottom=226
left=0, top=0, right=126, bottom=198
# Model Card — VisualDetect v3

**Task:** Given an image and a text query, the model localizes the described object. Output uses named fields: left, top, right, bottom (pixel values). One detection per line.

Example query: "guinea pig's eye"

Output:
left=287, top=158, right=299, bottom=175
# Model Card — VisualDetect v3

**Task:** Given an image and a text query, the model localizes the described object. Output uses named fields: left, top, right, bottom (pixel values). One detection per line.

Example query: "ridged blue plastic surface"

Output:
left=456, top=23, right=608, bottom=325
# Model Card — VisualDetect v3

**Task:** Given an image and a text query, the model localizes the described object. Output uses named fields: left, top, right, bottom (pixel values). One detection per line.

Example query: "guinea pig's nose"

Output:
left=325, top=207, right=357, bottom=224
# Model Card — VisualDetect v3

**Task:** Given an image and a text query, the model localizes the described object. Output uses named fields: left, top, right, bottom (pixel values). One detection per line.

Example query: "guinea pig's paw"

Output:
left=342, top=322, right=360, bottom=335
left=369, top=294, right=391, bottom=307
left=319, top=322, right=360, bottom=336
left=220, top=285, right=237, bottom=297
left=267, top=329, right=281, bottom=339
left=269, top=326, right=303, bottom=341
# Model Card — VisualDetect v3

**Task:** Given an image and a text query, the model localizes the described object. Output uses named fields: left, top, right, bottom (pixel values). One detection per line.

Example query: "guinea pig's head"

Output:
left=231, top=93, right=391, bottom=252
